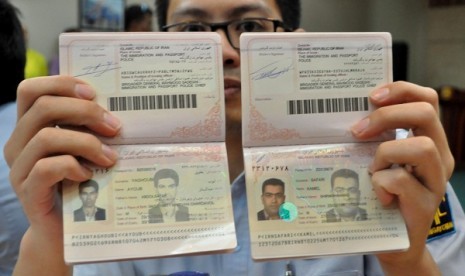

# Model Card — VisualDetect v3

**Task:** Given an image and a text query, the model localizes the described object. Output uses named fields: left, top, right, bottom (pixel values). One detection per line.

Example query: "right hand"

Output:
left=4, top=75, right=120, bottom=236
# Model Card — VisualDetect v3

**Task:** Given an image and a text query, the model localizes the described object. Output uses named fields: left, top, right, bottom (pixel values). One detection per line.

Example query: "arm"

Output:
left=3, top=75, right=121, bottom=275
left=351, top=81, right=454, bottom=275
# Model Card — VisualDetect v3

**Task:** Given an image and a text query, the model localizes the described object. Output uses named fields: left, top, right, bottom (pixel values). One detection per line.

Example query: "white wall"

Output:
left=301, top=0, right=429, bottom=85
left=13, top=0, right=78, bottom=58
left=301, top=0, right=370, bottom=32
left=366, top=0, right=429, bottom=86
left=426, top=5, right=465, bottom=88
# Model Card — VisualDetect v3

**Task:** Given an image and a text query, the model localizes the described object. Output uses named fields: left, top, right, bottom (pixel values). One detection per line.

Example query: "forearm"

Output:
left=378, top=248, right=441, bottom=276
left=14, top=227, right=72, bottom=276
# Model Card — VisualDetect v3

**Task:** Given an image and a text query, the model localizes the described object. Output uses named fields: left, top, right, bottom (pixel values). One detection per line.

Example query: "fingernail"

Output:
left=351, top=117, right=370, bottom=135
left=102, top=144, right=118, bottom=161
left=371, top=87, right=389, bottom=101
left=75, top=84, right=95, bottom=99
left=368, top=163, right=374, bottom=174
left=104, top=112, right=121, bottom=130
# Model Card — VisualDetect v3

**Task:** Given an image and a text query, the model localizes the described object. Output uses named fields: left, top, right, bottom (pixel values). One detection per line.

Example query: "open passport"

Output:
left=60, top=32, right=237, bottom=263
left=241, top=32, right=408, bottom=260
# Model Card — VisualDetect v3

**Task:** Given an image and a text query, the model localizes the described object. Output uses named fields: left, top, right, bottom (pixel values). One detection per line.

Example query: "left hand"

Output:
left=351, top=81, right=454, bottom=275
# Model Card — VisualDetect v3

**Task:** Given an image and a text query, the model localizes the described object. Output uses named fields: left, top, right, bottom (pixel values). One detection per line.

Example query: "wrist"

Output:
left=377, top=247, right=440, bottom=276
left=14, top=227, right=71, bottom=276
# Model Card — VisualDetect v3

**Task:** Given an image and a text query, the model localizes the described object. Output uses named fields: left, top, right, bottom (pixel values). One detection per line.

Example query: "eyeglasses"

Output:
left=162, top=18, right=288, bottom=49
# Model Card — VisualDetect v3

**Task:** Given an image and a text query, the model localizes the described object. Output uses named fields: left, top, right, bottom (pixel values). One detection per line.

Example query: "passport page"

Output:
left=60, top=33, right=236, bottom=263
left=241, top=33, right=408, bottom=260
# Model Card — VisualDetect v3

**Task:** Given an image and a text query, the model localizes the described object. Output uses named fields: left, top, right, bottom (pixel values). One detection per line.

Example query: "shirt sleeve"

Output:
left=0, top=103, right=29, bottom=276
left=426, top=183, right=465, bottom=275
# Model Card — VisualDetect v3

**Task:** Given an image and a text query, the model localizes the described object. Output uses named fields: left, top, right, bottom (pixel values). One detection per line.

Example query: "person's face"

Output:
left=79, top=186, right=98, bottom=208
left=166, top=0, right=283, bottom=127
left=332, top=177, right=360, bottom=215
left=156, top=177, right=178, bottom=205
left=261, top=184, right=285, bottom=218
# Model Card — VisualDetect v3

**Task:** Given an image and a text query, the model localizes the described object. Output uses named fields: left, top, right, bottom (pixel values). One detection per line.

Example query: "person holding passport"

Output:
left=3, top=0, right=465, bottom=275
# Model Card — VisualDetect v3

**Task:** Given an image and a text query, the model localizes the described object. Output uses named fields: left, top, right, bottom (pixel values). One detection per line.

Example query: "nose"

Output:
left=215, top=29, right=240, bottom=68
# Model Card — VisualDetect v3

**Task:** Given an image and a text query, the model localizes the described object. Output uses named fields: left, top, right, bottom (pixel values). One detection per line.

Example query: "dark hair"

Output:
left=154, top=0, right=301, bottom=31
left=153, top=168, right=179, bottom=187
left=275, top=0, right=301, bottom=30
left=330, top=169, right=359, bottom=189
left=154, top=0, right=168, bottom=30
left=0, top=0, right=25, bottom=105
left=261, top=178, right=285, bottom=194
left=79, top=179, right=99, bottom=193
left=124, top=4, right=153, bottom=31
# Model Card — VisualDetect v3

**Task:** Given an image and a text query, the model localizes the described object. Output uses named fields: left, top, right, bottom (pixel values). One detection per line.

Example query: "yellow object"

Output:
left=25, top=48, right=48, bottom=79
left=440, top=86, right=453, bottom=101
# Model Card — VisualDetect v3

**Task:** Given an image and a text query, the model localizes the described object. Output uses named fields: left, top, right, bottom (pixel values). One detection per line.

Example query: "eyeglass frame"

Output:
left=161, top=17, right=290, bottom=49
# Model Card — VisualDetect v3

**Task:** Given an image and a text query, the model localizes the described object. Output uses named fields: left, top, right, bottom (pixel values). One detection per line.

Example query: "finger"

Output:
left=372, top=165, right=441, bottom=272
left=371, top=167, right=439, bottom=237
left=10, top=127, right=118, bottom=189
left=354, top=81, right=443, bottom=140
left=369, top=81, right=439, bottom=114
left=353, top=101, right=442, bottom=140
left=13, top=155, right=92, bottom=224
left=371, top=166, right=431, bottom=206
left=16, top=75, right=95, bottom=118
left=352, top=102, right=454, bottom=178
left=370, top=137, right=446, bottom=197
left=4, top=95, right=121, bottom=167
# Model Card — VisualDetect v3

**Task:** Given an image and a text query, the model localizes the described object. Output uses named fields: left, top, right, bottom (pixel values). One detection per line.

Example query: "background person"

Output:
left=325, top=168, right=368, bottom=222
left=124, top=3, right=153, bottom=32
left=148, top=168, right=189, bottom=223
left=0, top=1, right=29, bottom=274
left=74, top=179, right=106, bottom=222
left=4, top=0, right=465, bottom=275
left=257, top=178, right=286, bottom=221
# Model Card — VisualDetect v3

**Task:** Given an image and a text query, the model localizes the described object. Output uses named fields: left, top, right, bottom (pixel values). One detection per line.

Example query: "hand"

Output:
left=3, top=75, right=121, bottom=274
left=351, top=81, right=453, bottom=275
